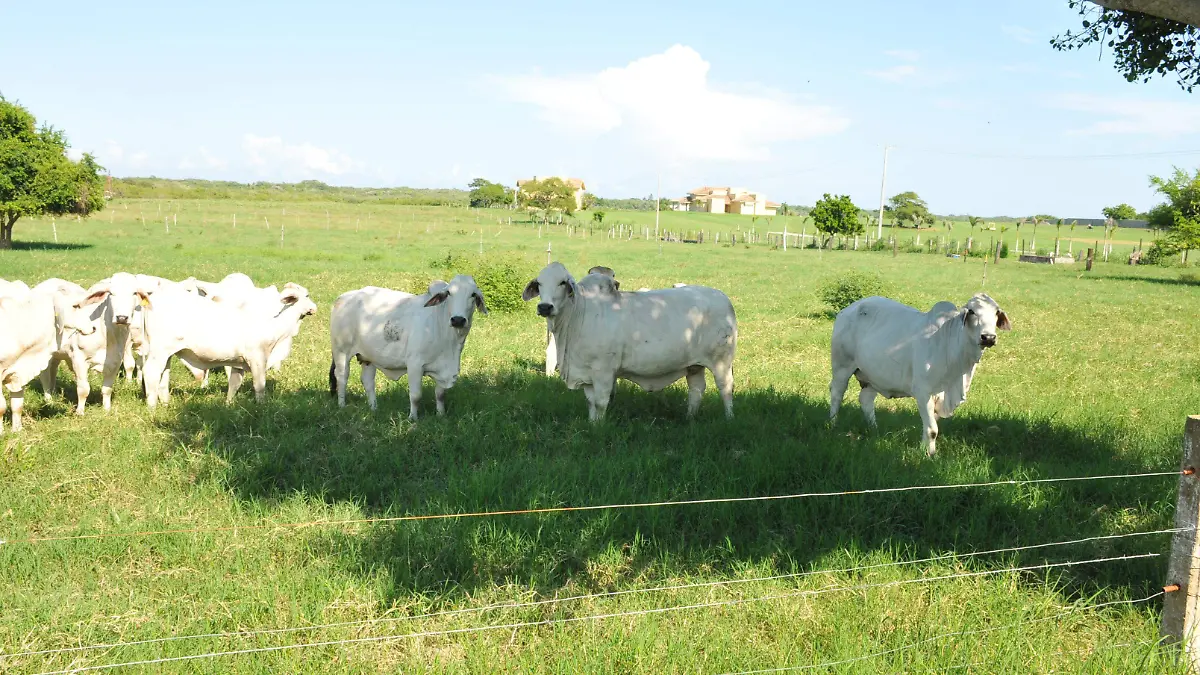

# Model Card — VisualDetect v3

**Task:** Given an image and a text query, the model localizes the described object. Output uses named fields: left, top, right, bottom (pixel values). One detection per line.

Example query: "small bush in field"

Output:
left=428, top=252, right=535, bottom=313
left=818, top=270, right=889, bottom=314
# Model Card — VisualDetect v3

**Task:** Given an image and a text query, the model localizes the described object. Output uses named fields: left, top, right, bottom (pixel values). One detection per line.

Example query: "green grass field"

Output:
left=2, top=199, right=1198, bottom=673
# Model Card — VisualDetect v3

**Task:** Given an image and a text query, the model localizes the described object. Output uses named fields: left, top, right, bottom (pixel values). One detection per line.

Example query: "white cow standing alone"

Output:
left=329, top=275, right=488, bottom=419
left=140, top=282, right=317, bottom=407
left=829, top=293, right=1012, bottom=456
left=545, top=265, right=616, bottom=376
left=0, top=283, right=56, bottom=433
left=524, top=262, right=737, bottom=421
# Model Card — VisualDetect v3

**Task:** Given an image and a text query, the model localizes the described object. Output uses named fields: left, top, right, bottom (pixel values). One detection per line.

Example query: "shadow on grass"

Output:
left=3, top=241, right=94, bottom=251
left=157, top=366, right=1176, bottom=608
left=1098, top=274, right=1200, bottom=287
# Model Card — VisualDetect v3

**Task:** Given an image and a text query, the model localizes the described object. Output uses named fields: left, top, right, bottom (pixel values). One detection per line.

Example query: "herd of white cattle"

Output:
left=0, top=262, right=1011, bottom=456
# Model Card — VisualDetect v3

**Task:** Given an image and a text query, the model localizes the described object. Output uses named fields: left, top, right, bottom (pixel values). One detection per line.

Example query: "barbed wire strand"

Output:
left=27, top=553, right=1158, bottom=675
left=4, top=527, right=1183, bottom=661
left=711, top=595, right=1163, bottom=675
left=2, top=470, right=1183, bottom=547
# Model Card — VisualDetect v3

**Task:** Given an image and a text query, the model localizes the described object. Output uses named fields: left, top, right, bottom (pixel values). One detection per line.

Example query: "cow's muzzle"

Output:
left=114, top=315, right=130, bottom=325
left=450, top=316, right=467, bottom=328
left=980, top=334, right=997, bottom=348
left=536, top=303, right=554, bottom=317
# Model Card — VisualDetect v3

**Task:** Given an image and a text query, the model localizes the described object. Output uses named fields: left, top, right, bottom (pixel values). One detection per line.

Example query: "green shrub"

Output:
left=1142, top=240, right=1180, bottom=266
left=428, top=252, right=535, bottom=313
left=818, top=271, right=890, bottom=314
left=1000, top=242, right=1009, bottom=259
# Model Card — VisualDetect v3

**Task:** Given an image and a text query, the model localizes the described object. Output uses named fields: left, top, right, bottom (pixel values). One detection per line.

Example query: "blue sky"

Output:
left=4, top=0, right=1198, bottom=216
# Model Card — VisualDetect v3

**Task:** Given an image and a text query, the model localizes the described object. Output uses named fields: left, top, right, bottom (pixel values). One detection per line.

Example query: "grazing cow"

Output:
left=523, top=262, right=737, bottom=421
left=1, top=285, right=57, bottom=433
left=140, top=282, right=317, bottom=407
left=329, top=275, right=487, bottom=419
left=829, top=293, right=1012, bottom=457
left=545, top=266, right=617, bottom=376
left=72, top=273, right=156, bottom=411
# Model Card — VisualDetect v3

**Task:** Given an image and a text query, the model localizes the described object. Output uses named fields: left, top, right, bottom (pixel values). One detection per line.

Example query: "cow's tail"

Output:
left=328, top=359, right=338, bottom=399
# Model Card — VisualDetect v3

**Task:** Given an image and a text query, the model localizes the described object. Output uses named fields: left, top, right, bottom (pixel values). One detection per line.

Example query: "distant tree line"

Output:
left=114, top=177, right=468, bottom=206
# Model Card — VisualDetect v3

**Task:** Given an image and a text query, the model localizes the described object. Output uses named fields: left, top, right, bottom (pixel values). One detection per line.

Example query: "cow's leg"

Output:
left=590, top=376, right=615, bottom=421
left=7, top=389, right=23, bottom=433
left=361, top=363, right=378, bottom=411
left=248, top=359, right=268, bottom=403
left=71, top=352, right=91, bottom=415
left=712, top=360, right=735, bottom=420
left=101, top=341, right=124, bottom=412
left=157, top=358, right=173, bottom=406
left=685, top=366, right=706, bottom=419
left=40, top=356, right=62, bottom=401
left=828, top=364, right=855, bottom=422
left=332, top=352, right=352, bottom=407
left=858, top=386, right=878, bottom=428
left=141, top=355, right=163, bottom=408
left=545, top=328, right=557, bottom=375
left=122, top=342, right=136, bottom=382
left=406, top=367, right=423, bottom=420
left=917, top=393, right=939, bottom=457
left=582, top=384, right=597, bottom=421
left=0, top=390, right=6, bottom=434
left=434, top=384, right=448, bottom=416
left=226, top=368, right=245, bottom=404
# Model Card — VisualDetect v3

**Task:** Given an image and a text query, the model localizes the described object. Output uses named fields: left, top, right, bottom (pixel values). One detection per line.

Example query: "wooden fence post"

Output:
left=1086, top=248, right=1094, bottom=271
left=1162, top=416, right=1200, bottom=667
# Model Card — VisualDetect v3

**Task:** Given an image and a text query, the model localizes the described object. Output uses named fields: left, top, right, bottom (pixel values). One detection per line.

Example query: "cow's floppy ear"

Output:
left=997, top=310, right=1012, bottom=331
left=473, top=290, right=488, bottom=315
left=425, top=289, right=450, bottom=307
left=962, top=307, right=974, bottom=324
left=522, top=279, right=540, bottom=301
left=613, top=280, right=620, bottom=291
left=75, top=282, right=111, bottom=308
left=565, top=278, right=576, bottom=297
left=135, top=290, right=152, bottom=309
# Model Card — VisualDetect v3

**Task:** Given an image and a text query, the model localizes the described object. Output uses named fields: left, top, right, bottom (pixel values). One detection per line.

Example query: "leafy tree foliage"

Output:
left=516, top=177, right=576, bottom=215
left=1102, top=203, right=1138, bottom=220
left=0, top=97, right=105, bottom=248
left=1052, top=1, right=1200, bottom=91
left=1148, top=166, right=1200, bottom=260
left=581, top=192, right=597, bottom=210
left=592, top=210, right=605, bottom=223
left=811, top=194, right=863, bottom=237
left=885, top=191, right=932, bottom=228
left=467, top=178, right=513, bottom=208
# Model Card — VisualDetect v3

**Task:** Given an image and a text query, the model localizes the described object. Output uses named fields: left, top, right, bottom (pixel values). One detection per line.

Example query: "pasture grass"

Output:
left=1, top=199, right=1197, bottom=673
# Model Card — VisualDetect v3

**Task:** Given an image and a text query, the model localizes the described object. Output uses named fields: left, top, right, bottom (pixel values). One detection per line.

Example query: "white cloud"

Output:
left=1001, top=24, right=1037, bottom=44
left=1056, top=95, right=1200, bottom=136
left=178, top=157, right=196, bottom=170
left=198, top=147, right=227, bottom=170
left=868, top=64, right=919, bottom=83
left=242, top=134, right=357, bottom=175
left=493, top=44, right=848, bottom=162
left=103, top=140, right=124, bottom=162
left=66, top=148, right=84, bottom=161
left=129, top=151, right=149, bottom=168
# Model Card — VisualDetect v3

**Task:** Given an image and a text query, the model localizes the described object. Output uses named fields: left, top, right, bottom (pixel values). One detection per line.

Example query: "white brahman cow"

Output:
left=329, top=276, right=487, bottom=419
left=35, top=278, right=107, bottom=414
left=544, top=265, right=616, bottom=376
left=71, top=273, right=157, bottom=411
left=1, top=283, right=57, bottom=433
left=139, top=282, right=317, bottom=407
left=829, top=293, right=1012, bottom=456
left=523, top=262, right=737, bottom=421
left=180, top=273, right=287, bottom=386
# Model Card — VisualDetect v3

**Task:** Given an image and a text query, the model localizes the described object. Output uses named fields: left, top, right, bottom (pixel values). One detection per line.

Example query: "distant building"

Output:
left=516, top=175, right=587, bottom=211
left=679, top=186, right=778, bottom=216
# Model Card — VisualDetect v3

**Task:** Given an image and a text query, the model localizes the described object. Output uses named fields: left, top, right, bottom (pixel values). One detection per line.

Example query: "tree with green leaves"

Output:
left=810, top=194, right=862, bottom=244
left=1052, top=1, right=1200, bottom=91
left=517, top=177, right=576, bottom=216
left=1102, top=203, right=1139, bottom=220
left=592, top=210, right=605, bottom=224
left=467, top=178, right=513, bottom=208
left=1148, top=166, right=1200, bottom=262
left=885, top=191, right=932, bottom=228
left=0, top=97, right=105, bottom=248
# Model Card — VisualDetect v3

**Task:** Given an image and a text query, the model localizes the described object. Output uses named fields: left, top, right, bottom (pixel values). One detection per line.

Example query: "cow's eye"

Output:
left=559, top=281, right=568, bottom=286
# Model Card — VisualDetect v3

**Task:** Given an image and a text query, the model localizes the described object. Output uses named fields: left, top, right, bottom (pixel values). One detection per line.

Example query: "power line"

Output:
left=8, top=528, right=1180, bottom=661
left=1, top=469, right=1182, bottom=546
left=899, top=146, right=1200, bottom=161
left=26, top=554, right=1159, bottom=674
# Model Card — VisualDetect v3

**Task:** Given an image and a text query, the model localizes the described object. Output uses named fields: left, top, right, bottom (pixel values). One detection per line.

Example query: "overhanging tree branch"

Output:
left=1092, top=0, right=1200, bottom=28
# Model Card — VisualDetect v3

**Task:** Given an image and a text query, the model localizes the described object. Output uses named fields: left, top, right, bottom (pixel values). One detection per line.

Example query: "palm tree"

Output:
left=1014, top=218, right=1025, bottom=253
left=1068, top=220, right=1078, bottom=255
left=1029, top=216, right=1042, bottom=254
left=1054, top=218, right=1064, bottom=256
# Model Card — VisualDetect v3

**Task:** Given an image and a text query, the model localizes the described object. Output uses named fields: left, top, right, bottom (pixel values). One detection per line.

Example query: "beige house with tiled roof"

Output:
left=679, top=186, right=778, bottom=216
left=516, top=175, right=587, bottom=210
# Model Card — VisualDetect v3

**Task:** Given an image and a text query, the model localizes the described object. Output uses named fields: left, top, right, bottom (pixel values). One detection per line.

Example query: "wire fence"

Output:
left=22, top=554, right=1161, bottom=674
left=1, top=469, right=1184, bottom=546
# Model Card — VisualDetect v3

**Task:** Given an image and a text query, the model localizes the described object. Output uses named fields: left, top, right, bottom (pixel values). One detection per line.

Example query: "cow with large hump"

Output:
left=544, top=265, right=617, bottom=376
left=329, top=275, right=487, bottom=419
left=0, top=281, right=57, bottom=433
left=139, top=282, right=317, bottom=407
left=524, top=262, right=737, bottom=421
left=828, top=293, right=1012, bottom=457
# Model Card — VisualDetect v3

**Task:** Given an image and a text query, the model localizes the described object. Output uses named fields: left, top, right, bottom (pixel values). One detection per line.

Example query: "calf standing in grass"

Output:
left=329, top=275, right=487, bottom=419
left=140, top=282, right=317, bottom=407
left=0, top=284, right=56, bottom=433
left=829, top=293, right=1012, bottom=456
left=524, top=262, right=737, bottom=421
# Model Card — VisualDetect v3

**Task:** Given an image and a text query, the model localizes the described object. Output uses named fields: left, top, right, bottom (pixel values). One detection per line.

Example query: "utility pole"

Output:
left=876, top=145, right=892, bottom=240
